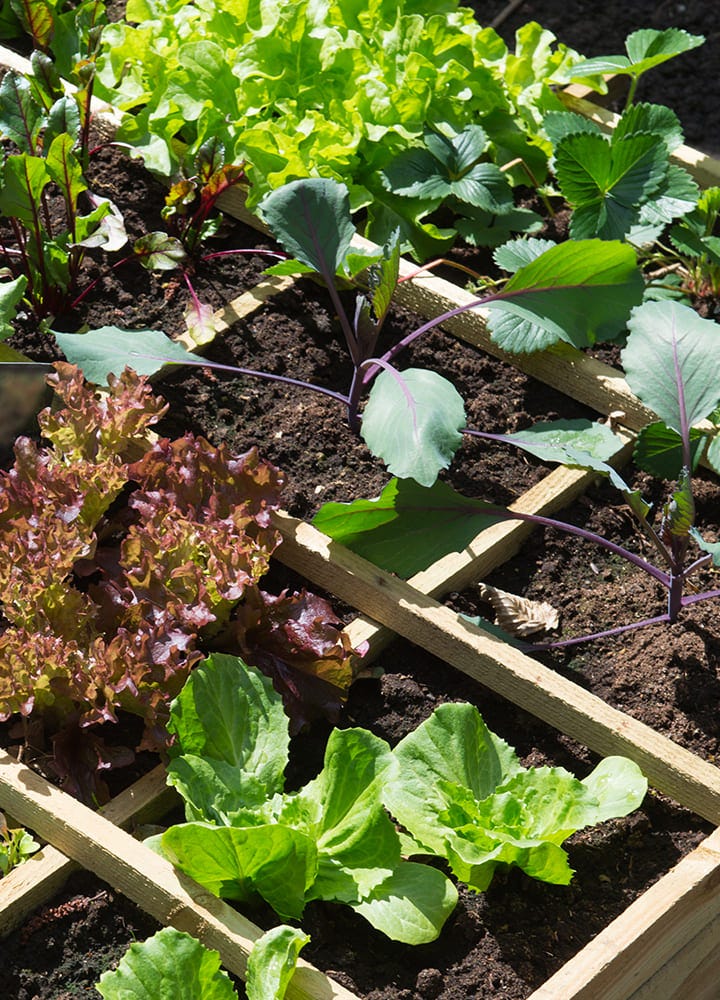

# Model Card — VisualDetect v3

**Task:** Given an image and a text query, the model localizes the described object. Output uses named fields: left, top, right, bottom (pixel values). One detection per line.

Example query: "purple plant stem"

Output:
left=681, top=586, right=720, bottom=607
left=684, top=553, right=714, bottom=577
left=530, top=612, right=672, bottom=651
left=362, top=286, right=527, bottom=383
left=477, top=503, right=670, bottom=587
left=67, top=253, right=135, bottom=311
left=131, top=354, right=350, bottom=407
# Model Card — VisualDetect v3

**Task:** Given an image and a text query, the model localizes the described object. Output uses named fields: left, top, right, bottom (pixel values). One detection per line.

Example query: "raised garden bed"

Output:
left=2, top=5, right=720, bottom=998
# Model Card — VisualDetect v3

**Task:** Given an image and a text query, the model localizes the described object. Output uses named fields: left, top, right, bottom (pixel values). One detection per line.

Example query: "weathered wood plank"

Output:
left=527, top=827, right=720, bottom=1000
left=0, top=765, right=176, bottom=937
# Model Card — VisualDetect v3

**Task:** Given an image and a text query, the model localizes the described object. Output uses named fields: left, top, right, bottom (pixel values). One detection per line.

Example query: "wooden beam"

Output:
left=527, top=827, right=720, bottom=1000
left=0, top=764, right=176, bottom=937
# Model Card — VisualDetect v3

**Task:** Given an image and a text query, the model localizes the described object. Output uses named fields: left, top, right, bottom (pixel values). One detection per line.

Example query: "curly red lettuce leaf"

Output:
left=0, top=363, right=356, bottom=800
left=233, top=588, right=355, bottom=733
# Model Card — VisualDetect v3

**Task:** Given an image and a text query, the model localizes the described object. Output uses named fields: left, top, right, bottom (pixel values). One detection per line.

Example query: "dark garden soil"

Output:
left=2, top=3, right=720, bottom=998
left=477, top=0, right=720, bottom=157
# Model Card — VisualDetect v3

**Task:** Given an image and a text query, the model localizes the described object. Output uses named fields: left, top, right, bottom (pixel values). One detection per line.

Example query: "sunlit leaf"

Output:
left=361, top=368, right=465, bottom=486
left=486, top=239, right=643, bottom=352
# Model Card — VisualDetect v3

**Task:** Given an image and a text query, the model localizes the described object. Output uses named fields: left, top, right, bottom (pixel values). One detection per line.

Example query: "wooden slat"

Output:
left=345, top=450, right=633, bottom=657
left=527, top=826, right=720, bottom=1000
left=0, top=753, right=359, bottom=1000
left=271, top=511, right=720, bottom=825
left=0, top=764, right=176, bottom=937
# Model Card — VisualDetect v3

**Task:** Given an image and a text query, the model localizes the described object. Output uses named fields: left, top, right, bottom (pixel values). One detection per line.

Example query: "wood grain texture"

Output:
left=0, top=765, right=176, bottom=937
left=527, top=827, right=720, bottom=1000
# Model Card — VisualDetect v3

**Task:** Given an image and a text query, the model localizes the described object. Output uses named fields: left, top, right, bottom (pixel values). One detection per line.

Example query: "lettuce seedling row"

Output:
left=2, top=34, right=720, bottom=1000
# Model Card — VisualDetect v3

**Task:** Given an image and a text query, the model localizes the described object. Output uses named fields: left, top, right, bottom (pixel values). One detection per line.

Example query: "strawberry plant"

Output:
left=544, top=102, right=699, bottom=242
left=568, top=28, right=705, bottom=109
left=0, top=363, right=355, bottom=802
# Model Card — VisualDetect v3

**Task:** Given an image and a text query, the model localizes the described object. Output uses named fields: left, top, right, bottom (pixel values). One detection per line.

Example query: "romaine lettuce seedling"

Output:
left=97, top=925, right=308, bottom=1000
left=152, top=653, right=646, bottom=931
left=152, top=652, right=457, bottom=945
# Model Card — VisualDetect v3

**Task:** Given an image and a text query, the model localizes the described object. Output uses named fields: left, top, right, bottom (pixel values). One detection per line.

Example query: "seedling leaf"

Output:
left=486, top=240, right=643, bottom=352
left=503, top=418, right=622, bottom=465
left=556, top=132, right=666, bottom=240
left=689, top=528, right=720, bottom=567
left=96, top=927, right=236, bottom=1000
left=54, top=327, right=193, bottom=385
left=313, top=478, right=505, bottom=578
left=168, top=653, right=289, bottom=800
left=0, top=71, right=43, bottom=152
left=570, top=28, right=704, bottom=81
left=246, top=925, right=310, bottom=1000
left=0, top=275, right=27, bottom=342
left=623, top=301, right=720, bottom=434
left=161, top=822, right=316, bottom=920
left=361, top=368, right=465, bottom=486
left=493, top=237, right=556, bottom=273
left=259, top=177, right=355, bottom=279
left=634, top=422, right=706, bottom=479
left=134, top=232, right=187, bottom=270
left=350, top=863, right=458, bottom=945
left=664, top=468, right=694, bottom=537
left=0, top=153, right=50, bottom=228
left=614, top=102, right=684, bottom=153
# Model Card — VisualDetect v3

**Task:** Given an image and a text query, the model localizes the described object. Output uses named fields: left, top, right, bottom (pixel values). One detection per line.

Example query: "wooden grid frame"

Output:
left=1, top=49, right=720, bottom=999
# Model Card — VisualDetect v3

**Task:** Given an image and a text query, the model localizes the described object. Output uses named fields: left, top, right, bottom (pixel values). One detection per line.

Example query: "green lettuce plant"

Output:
left=96, top=924, right=308, bottom=1000
left=88, top=0, right=600, bottom=257
left=383, top=702, right=647, bottom=891
left=0, top=812, right=40, bottom=876
left=151, top=652, right=458, bottom=945
left=151, top=653, right=646, bottom=937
